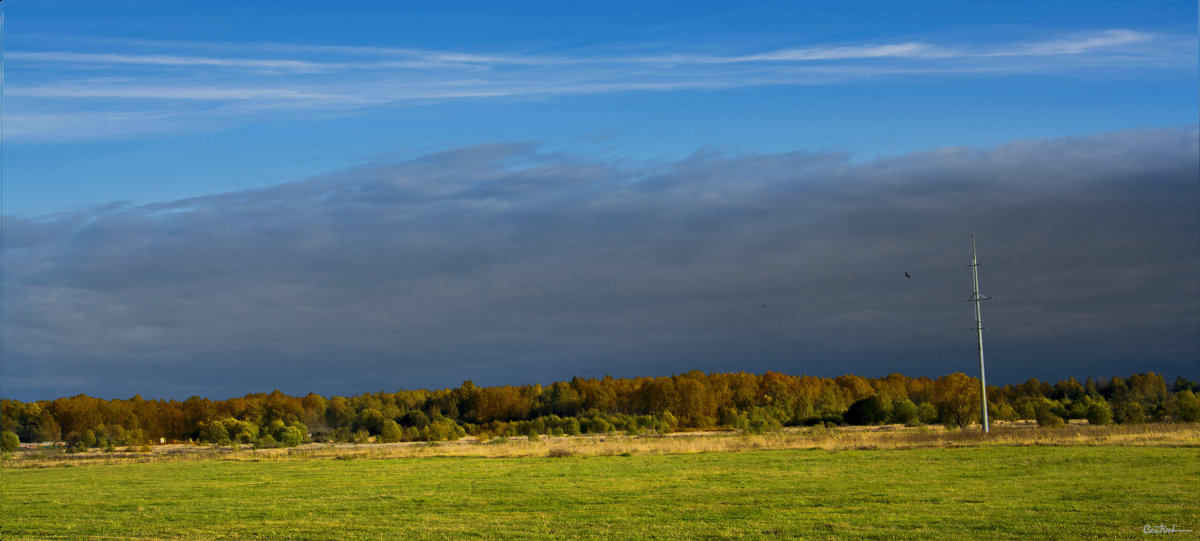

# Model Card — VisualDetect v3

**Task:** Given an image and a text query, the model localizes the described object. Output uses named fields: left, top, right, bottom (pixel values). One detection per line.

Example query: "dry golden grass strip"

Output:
left=4, top=423, right=1197, bottom=469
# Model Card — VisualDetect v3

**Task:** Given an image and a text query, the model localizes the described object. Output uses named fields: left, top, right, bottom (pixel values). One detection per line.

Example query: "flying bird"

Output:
left=904, top=272, right=911, bottom=278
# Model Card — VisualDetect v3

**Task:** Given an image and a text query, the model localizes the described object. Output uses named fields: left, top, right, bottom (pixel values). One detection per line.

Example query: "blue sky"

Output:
left=1, top=1, right=1197, bottom=400
left=5, top=0, right=1195, bottom=215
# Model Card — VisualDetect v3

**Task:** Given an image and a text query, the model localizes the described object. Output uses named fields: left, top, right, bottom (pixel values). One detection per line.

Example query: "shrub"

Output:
left=1113, top=400, right=1145, bottom=424
left=1066, top=400, right=1089, bottom=420
left=547, top=448, right=575, bottom=458
left=423, top=419, right=466, bottom=442
left=378, top=420, right=403, bottom=443
left=278, top=426, right=306, bottom=447
left=745, top=407, right=782, bottom=434
left=916, top=403, right=939, bottom=425
left=890, top=399, right=919, bottom=426
left=1, top=431, right=19, bottom=453
left=1175, top=390, right=1200, bottom=422
left=1086, top=401, right=1112, bottom=425
left=1037, top=412, right=1065, bottom=428
left=845, top=396, right=892, bottom=425
left=994, top=403, right=1019, bottom=422
left=202, top=422, right=232, bottom=446
left=329, top=427, right=352, bottom=443
left=266, top=419, right=287, bottom=437
left=582, top=417, right=613, bottom=434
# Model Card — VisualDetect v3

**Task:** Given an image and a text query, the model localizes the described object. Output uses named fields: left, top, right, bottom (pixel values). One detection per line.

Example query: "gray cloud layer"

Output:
left=3, top=127, right=1198, bottom=400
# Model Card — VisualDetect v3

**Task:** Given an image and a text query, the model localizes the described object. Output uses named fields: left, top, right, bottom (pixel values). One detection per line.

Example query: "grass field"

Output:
left=3, top=443, right=1196, bottom=539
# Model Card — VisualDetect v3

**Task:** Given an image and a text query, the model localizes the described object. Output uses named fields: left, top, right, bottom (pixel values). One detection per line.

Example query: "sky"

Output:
left=1, top=1, right=1197, bottom=401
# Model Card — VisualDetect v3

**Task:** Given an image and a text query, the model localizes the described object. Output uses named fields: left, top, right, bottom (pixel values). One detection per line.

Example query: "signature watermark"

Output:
left=1144, top=524, right=1192, bottom=534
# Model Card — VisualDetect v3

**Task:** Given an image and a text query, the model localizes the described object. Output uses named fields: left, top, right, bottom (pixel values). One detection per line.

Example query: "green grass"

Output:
left=2, top=446, right=1196, bottom=539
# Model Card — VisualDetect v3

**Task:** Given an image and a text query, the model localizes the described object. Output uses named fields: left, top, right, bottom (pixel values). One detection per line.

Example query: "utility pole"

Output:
left=965, top=236, right=992, bottom=433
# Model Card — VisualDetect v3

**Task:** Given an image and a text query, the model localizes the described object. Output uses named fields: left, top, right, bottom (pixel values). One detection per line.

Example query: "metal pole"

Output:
left=966, top=236, right=991, bottom=433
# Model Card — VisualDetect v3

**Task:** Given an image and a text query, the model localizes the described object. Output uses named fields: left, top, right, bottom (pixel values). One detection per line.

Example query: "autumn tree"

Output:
left=934, top=373, right=980, bottom=429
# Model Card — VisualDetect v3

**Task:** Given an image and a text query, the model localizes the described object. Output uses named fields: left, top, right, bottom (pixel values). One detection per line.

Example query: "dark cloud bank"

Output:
left=3, top=127, right=1197, bottom=400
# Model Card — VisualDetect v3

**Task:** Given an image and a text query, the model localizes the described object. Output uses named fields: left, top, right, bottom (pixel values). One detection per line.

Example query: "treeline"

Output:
left=2, top=371, right=1198, bottom=451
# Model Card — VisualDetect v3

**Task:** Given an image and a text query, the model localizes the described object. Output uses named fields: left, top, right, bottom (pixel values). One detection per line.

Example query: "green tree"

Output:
left=202, top=422, right=231, bottom=445
left=33, top=410, right=62, bottom=442
left=744, top=407, right=782, bottom=434
left=1, top=431, right=19, bottom=453
left=1173, top=390, right=1200, bottom=422
left=916, top=402, right=938, bottom=425
left=890, top=399, right=919, bottom=426
left=655, top=411, right=678, bottom=433
left=845, top=396, right=892, bottom=425
left=1112, top=400, right=1145, bottom=424
left=278, top=426, right=305, bottom=447
left=378, top=420, right=403, bottom=443
left=266, top=419, right=287, bottom=439
left=1086, top=400, right=1112, bottom=425
left=1036, top=410, right=1065, bottom=427
left=1171, top=391, right=1200, bottom=424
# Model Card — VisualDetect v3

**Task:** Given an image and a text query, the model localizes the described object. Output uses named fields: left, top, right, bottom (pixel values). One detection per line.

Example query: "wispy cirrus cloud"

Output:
left=995, top=29, right=1154, bottom=56
left=6, top=29, right=1193, bottom=142
left=8, top=51, right=332, bottom=72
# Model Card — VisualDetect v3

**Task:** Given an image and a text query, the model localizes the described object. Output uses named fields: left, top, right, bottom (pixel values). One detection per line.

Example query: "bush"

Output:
left=547, top=448, right=575, bottom=458
left=744, top=407, right=782, bottom=434
left=1113, top=400, right=1145, bottom=424
left=278, top=426, right=306, bottom=447
left=423, top=419, right=466, bottom=442
left=916, top=403, right=939, bottom=425
left=378, top=420, right=403, bottom=443
left=845, top=396, right=892, bottom=425
left=1037, top=412, right=1065, bottom=428
left=1175, top=390, right=1200, bottom=422
left=890, top=399, right=919, bottom=426
left=202, top=422, right=232, bottom=446
left=1, top=431, right=19, bottom=453
left=1086, top=401, right=1112, bottom=425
